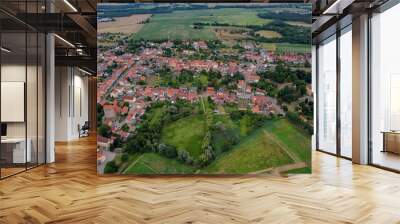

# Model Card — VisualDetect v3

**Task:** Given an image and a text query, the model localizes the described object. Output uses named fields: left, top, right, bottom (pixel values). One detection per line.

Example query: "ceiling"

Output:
left=0, top=0, right=97, bottom=74
left=310, top=0, right=390, bottom=42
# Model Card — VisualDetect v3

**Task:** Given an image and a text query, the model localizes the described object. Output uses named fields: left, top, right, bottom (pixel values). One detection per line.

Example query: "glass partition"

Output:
left=38, top=32, right=46, bottom=165
left=370, top=3, right=400, bottom=171
left=27, top=31, right=38, bottom=169
left=339, top=26, right=352, bottom=158
left=317, top=35, right=337, bottom=154
left=0, top=31, right=28, bottom=177
left=0, top=2, right=46, bottom=179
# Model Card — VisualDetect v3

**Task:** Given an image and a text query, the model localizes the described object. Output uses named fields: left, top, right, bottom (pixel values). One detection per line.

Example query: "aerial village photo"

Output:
left=97, top=3, right=313, bottom=175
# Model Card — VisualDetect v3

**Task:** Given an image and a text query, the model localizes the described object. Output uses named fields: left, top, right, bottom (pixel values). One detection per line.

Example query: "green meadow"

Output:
left=123, top=153, right=196, bottom=174
left=122, top=117, right=311, bottom=174
left=161, top=115, right=206, bottom=159
left=260, top=43, right=311, bottom=54
left=132, top=8, right=272, bottom=40
left=203, top=119, right=310, bottom=174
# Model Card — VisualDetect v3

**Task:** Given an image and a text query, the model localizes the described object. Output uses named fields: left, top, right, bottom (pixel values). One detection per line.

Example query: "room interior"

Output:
left=313, top=0, right=400, bottom=172
left=0, top=0, right=97, bottom=179
left=369, top=2, right=400, bottom=171
left=0, top=27, right=46, bottom=178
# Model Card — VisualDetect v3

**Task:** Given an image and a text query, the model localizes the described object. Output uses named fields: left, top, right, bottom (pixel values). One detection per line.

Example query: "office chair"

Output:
left=79, top=121, right=90, bottom=138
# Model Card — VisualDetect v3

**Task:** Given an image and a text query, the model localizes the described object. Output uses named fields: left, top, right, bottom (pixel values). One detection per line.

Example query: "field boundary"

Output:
left=262, top=130, right=302, bottom=163
left=122, top=154, right=144, bottom=174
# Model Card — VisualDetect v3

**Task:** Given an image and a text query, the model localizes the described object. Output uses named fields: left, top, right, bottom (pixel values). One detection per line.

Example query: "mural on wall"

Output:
left=97, top=3, right=313, bottom=175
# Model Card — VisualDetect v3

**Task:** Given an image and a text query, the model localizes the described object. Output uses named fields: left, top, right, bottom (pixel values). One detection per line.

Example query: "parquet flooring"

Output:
left=1, top=135, right=400, bottom=224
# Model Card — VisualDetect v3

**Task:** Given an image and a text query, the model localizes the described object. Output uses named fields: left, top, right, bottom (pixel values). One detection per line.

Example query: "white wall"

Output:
left=54, top=67, right=89, bottom=141
left=1, top=65, right=26, bottom=139
left=55, top=66, right=69, bottom=141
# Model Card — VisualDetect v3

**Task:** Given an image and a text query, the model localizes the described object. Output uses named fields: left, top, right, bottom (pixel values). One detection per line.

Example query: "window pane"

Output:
left=27, top=31, right=38, bottom=169
left=318, top=35, right=337, bottom=154
left=38, top=32, right=46, bottom=165
left=371, top=4, right=400, bottom=171
left=340, top=27, right=352, bottom=158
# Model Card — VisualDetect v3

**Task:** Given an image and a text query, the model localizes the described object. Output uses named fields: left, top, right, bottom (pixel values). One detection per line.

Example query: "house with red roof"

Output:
left=121, top=106, right=129, bottom=115
left=207, top=87, right=215, bottom=96
left=237, top=80, right=245, bottom=90
left=97, top=135, right=112, bottom=150
left=123, top=96, right=135, bottom=104
left=103, top=104, right=116, bottom=119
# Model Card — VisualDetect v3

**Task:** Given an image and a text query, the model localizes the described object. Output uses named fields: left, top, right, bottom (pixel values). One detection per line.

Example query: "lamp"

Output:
left=54, top=34, right=75, bottom=48
left=63, top=0, right=78, bottom=12
left=1, top=47, right=11, bottom=53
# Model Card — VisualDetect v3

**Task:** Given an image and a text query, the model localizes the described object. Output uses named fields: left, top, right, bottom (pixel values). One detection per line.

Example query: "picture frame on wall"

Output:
left=96, top=2, right=313, bottom=175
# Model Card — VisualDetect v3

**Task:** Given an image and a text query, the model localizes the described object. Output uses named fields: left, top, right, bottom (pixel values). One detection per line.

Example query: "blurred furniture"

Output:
left=382, top=131, right=400, bottom=154
left=0, top=138, right=31, bottom=165
left=79, top=121, right=90, bottom=138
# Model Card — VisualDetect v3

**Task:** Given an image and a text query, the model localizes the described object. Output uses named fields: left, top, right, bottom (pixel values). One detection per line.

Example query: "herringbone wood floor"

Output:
left=1, top=135, right=400, bottom=224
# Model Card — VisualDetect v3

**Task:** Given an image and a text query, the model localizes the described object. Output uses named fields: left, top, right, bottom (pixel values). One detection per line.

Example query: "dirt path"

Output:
left=250, top=162, right=307, bottom=175
left=141, top=161, right=159, bottom=174
left=248, top=130, right=308, bottom=175
left=122, top=154, right=144, bottom=174
left=271, top=162, right=307, bottom=175
left=200, top=96, right=207, bottom=114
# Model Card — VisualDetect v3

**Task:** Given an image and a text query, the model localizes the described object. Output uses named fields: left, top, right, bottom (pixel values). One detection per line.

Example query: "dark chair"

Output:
left=79, top=121, right=90, bottom=138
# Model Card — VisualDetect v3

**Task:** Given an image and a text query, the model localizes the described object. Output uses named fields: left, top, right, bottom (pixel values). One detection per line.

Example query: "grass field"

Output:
left=117, top=153, right=141, bottom=172
left=286, top=166, right=312, bottom=174
left=148, top=107, right=165, bottom=127
left=132, top=8, right=271, bottom=40
left=123, top=153, right=196, bottom=174
left=260, top=43, right=310, bottom=54
left=285, top=21, right=311, bottom=27
left=275, top=43, right=311, bottom=54
left=238, top=115, right=255, bottom=136
left=161, top=115, right=206, bottom=158
left=215, top=29, right=249, bottom=43
left=211, top=115, right=240, bottom=155
left=255, top=30, right=282, bottom=38
left=98, top=14, right=151, bottom=34
left=263, top=119, right=311, bottom=164
left=203, top=118, right=310, bottom=174
left=123, top=118, right=311, bottom=174
left=203, top=122, right=294, bottom=174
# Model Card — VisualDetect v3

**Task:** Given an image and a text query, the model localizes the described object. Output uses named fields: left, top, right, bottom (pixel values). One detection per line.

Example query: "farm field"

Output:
left=203, top=119, right=300, bottom=174
left=124, top=118, right=310, bottom=174
left=255, top=30, right=282, bottom=38
left=260, top=43, right=311, bottom=54
left=263, top=119, right=311, bottom=164
left=285, top=21, right=311, bottom=27
left=98, top=14, right=151, bottom=34
left=123, top=153, right=196, bottom=174
left=132, top=8, right=272, bottom=40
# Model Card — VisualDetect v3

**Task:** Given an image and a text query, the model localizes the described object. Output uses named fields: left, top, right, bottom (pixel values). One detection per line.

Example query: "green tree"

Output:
left=97, top=104, right=104, bottom=127
left=104, top=161, right=119, bottom=174
left=98, top=124, right=111, bottom=138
